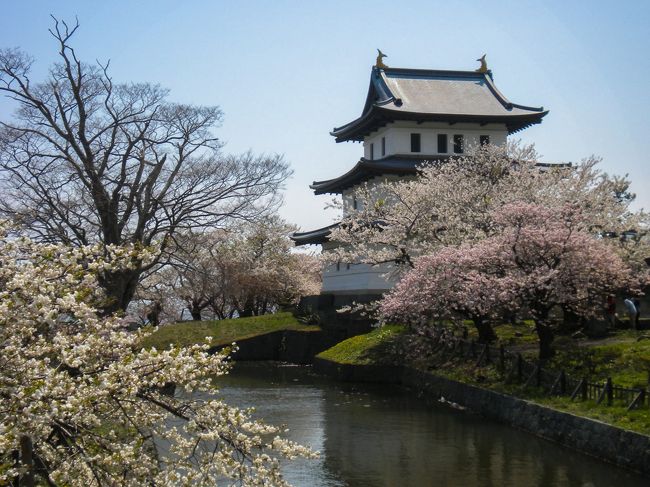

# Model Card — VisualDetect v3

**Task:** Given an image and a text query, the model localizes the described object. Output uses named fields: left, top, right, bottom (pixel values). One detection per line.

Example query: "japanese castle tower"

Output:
left=292, top=54, right=547, bottom=297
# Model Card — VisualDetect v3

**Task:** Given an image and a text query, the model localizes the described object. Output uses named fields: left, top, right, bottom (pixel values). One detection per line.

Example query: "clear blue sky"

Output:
left=1, top=1, right=649, bottom=232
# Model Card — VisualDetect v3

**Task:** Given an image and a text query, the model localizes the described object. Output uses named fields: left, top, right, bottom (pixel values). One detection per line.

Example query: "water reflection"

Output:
left=214, top=362, right=647, bottom=487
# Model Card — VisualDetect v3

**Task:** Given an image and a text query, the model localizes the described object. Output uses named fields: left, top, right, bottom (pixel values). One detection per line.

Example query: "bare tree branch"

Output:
left=0, top=18, right=292, bottom=312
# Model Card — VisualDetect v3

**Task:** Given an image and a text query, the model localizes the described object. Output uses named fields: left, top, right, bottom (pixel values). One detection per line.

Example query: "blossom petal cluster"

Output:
left=136, top=217, right=321, bottom=322
left=381, top=203, right=645, bottom=358
left=0, top=223, right=315, bottom=486
left=328, top=143, right=649, bottom=273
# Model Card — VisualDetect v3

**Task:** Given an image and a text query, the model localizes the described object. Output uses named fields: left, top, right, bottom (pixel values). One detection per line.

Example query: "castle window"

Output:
left=336, top=262, right=340, bottom=272
left=353, top=196, right=358, bottom=210
left=370, top=143, right=374, bottom=160
left=437, top=134, right=448, bottom=153
left=381, top=137, right=386, bottom=156
left=410, top=133, right=421, bottom=153
left=346, top=263, right=351, bottom=270
left=453, top=134, right=464, bottom=154
left=480, top=135, right=490, bottom=145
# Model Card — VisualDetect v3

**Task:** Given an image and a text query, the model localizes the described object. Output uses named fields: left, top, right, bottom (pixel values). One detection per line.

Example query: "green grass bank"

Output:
left=141, top=312, right=320, bottom=350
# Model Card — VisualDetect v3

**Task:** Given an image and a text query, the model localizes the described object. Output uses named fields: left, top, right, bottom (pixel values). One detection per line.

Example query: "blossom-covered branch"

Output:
left=327, top=143, right=648, bottom=274
left=381, top=203, right=645, bottom=359
left=0, top=223, right=314, bottom=486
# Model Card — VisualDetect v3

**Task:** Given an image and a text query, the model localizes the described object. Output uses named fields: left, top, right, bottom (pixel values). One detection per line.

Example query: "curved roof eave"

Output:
left=310, top=156, right=442, bottom=195
left=330, top=105, right=384, bottom=140
left=332, top=108, right=548, bottom=142
left=290, top=222, right=339, bottom=246
left=309, top=152, right=565, bottom=195
left=310, top=160, right=368, bottom=193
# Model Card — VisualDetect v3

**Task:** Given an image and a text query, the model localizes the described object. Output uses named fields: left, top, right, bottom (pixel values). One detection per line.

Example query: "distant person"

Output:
left=624, top=298, right=638, bottom=329
left=633, top=298, right=641, bottom=329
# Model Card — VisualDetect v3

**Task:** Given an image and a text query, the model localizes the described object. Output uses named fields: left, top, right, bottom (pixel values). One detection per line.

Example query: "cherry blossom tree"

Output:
left=380, top=244, right=515, bottom=343
left=382, top=203, right=642, bottom=359
left=0, top=223, right=314, bottom=486
left=327, top=143, right=647, bottom=273
left=139, top=217, right=321, bottom=321
left=489, top=203, right=640, bottom=358
left=224, top=218, right=320, bottom=317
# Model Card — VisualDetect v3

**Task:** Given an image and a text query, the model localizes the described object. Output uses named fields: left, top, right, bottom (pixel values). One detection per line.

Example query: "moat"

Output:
left=212, top=362, right=647, bottom=487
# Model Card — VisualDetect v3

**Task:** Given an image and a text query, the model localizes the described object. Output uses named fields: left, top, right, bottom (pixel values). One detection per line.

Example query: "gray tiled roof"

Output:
left=331, top=67, right=548, bottom=142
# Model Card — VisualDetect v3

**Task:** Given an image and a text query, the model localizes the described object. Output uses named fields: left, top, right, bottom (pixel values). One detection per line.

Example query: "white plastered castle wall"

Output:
left=321, top=240, right=399, bottom=294
left=362, top=121, right=508, bottom=159
left=322, top=175, right=407, bottom=294
left=321, top=121, right=508, bottom=295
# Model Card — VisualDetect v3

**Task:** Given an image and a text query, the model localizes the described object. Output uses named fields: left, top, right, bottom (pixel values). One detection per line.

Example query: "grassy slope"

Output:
left=454, top=325, right=650, bottom=434
left=467, top=322, right=650, bottom=388
left=316, top=325, right=405, bottom=365
left=140, top=312, right=320, bottom=350
left=436, top=350, right=650, bottom=435
left=553, top=333, right=650, bottom=388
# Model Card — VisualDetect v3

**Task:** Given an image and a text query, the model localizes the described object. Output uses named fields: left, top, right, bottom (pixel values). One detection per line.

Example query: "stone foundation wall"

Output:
left=210, top=330, right=340, bottom=364
left=297, top=294, right=381, bottom=336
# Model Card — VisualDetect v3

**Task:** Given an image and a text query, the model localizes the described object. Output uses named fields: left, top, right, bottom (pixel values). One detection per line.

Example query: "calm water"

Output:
left=213, top=362, right=647, bottom=487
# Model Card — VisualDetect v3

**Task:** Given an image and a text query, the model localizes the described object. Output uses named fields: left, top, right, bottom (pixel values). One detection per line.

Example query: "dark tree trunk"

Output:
left=534, top=320, right=555, bottom=359
left=98, top=268, right=142, bottom=315
left=189, top=303, right=202, bottom=321
left=19, top=435, right=35, bottom=487
left=530, top=305, right=556, bottom=359
left=146, top=301, right=162, bottom=326
left=560, top=305, right=582, bottom=333
left=238, top=296, right=255, bottom=317
left=473, top=316, right=497, bottom=343
left=239, top=308, right=254, bottom=318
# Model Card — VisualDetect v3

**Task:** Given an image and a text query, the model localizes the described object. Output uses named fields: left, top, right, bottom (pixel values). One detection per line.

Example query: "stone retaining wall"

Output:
left=210, top=330, right=340, bottom=364
left=313, top=357, right=650, bottom=477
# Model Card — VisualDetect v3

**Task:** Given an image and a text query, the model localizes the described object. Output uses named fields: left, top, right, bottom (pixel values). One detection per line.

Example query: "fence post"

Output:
left=570, top=378, right=585, bottom=401
left=499, top=345, right=505, bottom=372
left=551, top=370, right=566, bottom=395
left=475, top=343, right=489, bottom=367
left=596, top=378, right=613, bottom=405
left=606, top=377, right=613, bottom=406
left=517, top=354, right=523, bottom=382
left=524, top=363, right=541, bottom=389
left=470, top=340, right=476, bottom=359
left=627, top=390, right=645, bottom=411
left=581, top=377, right=588, bottom=401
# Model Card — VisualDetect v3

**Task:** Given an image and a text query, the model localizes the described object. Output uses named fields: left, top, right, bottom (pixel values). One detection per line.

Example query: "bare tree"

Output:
left=0, top=18, right=291, bottom=312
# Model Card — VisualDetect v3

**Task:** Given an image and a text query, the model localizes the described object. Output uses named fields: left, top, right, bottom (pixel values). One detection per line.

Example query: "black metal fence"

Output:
left=444, top=336, right=649, bottom=411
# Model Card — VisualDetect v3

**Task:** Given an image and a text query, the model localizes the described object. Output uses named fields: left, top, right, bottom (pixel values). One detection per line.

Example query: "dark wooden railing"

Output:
left=442, top=335, right=649, bottom=410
